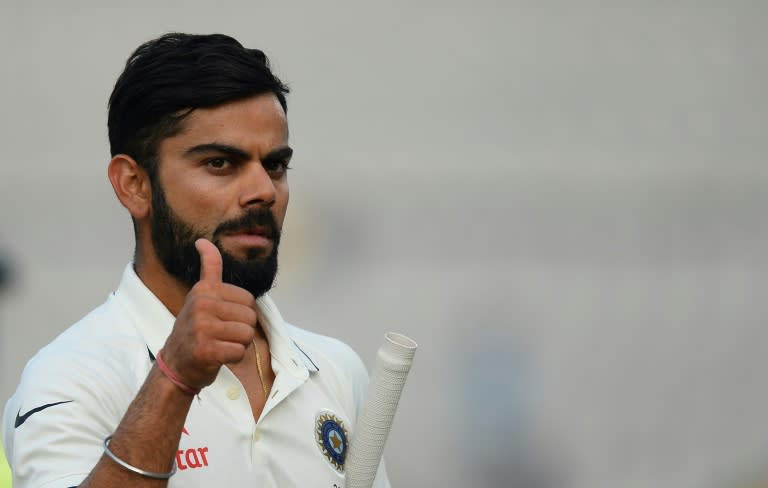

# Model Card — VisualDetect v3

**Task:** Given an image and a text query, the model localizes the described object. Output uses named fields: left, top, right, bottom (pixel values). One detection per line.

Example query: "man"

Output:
left=2, top=33, right=389, bottom=487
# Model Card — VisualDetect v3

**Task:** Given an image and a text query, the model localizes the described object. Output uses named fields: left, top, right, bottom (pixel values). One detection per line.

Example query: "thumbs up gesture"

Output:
left=159, top=238, right=257, bottom=390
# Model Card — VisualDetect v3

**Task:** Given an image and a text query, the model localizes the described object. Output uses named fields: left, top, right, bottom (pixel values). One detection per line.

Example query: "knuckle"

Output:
left=244, top=326, right=256, bottom=344
left=244, top=308, right=258, bottom=325
left=192, top=281, right=212, bottom=294
left=231, top=343, right=247, bottom=362
left=193, top=296, right=217, bottom=315
left=234, top=323, right=254, bottom=344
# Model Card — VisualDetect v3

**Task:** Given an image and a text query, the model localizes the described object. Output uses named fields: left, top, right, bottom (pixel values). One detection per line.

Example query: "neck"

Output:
left=133, top=240, right=190, bottom=317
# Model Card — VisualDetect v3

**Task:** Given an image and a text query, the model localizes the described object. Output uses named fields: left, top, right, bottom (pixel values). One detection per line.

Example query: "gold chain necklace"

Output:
left=253, top=340, right=270, bottom=399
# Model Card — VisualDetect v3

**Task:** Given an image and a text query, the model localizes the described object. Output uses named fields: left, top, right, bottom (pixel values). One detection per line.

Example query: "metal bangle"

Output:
left=103, top=435, right=177, bottom=479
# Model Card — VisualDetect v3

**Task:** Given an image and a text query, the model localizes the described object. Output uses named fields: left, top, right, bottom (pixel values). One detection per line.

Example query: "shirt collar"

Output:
left=113, top=264, right=318, bottom=375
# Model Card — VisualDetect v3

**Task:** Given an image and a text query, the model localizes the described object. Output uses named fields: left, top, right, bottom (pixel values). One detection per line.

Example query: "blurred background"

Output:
left=2, top=1, right=768, bottom=487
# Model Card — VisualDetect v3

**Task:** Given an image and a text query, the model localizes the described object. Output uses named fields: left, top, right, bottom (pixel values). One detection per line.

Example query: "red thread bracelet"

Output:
left=155, top=350, right=201, bottom=396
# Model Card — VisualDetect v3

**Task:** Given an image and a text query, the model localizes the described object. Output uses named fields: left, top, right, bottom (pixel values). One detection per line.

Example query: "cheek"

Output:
left=161, top=184, right=231, bottom=234
left=275, top=184, right=289, bottom=225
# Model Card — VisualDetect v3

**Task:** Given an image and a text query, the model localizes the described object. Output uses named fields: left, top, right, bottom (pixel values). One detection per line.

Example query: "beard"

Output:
left=149, top=183, right=280, bottom=298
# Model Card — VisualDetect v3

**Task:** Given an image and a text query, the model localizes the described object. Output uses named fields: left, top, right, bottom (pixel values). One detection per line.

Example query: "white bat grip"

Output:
left=345, top=332, right=418, bottom=488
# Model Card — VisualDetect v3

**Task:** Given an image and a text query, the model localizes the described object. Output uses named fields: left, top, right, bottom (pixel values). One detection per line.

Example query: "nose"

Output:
left=239, top=161, right=276, bottom=208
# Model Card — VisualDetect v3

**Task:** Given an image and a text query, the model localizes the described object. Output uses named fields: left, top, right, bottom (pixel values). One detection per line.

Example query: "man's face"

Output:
left=149, top=93, right=291, bottom=297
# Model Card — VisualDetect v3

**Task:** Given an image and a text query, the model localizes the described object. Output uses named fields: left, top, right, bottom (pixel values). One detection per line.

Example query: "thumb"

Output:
left=195, top=238, right=223, bottom=283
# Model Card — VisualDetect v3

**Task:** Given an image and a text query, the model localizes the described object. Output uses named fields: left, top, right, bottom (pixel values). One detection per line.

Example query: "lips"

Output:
left=221, top=226, right=272, bottom=249
left=222, top=224, right=271, bottom=238
left=246, top=225, right=271, bottom=238
left=213, top=208, right=280, bottom=252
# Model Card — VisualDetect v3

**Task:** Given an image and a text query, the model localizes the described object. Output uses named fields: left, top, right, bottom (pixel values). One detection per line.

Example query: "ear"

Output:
left=108, top=154, right=152, bottom=220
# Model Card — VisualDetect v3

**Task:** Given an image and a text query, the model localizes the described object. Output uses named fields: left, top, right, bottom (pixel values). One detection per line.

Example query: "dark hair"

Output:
left=108, top=33, right=289, bottom=179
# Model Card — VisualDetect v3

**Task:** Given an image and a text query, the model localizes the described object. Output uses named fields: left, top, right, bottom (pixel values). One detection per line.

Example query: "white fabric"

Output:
left=2, top=264, right=390, bottom=488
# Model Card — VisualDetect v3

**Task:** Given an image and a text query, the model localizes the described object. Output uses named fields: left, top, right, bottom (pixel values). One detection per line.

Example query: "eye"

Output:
left=263, top=160, right=291, bottom=177
left=205, top=158, right=233, bottom=171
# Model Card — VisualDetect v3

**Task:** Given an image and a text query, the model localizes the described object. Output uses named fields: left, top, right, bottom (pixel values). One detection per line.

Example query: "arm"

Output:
left=79, top=239, right=256, bottom=487
left=78, top=367, right=192, bottom=487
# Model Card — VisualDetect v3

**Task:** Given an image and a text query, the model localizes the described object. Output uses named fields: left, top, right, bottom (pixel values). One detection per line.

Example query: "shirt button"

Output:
left=253, top=428, right=262, bottom=442
left=226, top=386, right=240, bottom=400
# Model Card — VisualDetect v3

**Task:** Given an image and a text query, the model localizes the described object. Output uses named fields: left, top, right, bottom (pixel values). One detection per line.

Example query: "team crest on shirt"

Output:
left=315, top=411, right=349, bottom=472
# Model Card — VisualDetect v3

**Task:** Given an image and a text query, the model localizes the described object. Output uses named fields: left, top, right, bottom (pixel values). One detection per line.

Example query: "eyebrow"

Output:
left=183, top=143, right=293, bottom=162
left=183, top=143, right=250, bottom=160
left=262, top=146, right=294, bottom=164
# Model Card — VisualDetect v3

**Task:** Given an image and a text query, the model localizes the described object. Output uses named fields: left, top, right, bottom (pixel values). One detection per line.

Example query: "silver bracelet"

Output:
left=103, top=435, right=177, bottom=479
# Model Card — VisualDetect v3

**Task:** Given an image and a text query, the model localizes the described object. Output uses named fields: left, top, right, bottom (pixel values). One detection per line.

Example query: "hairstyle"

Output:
left=108, top=33, right=289, bottom=180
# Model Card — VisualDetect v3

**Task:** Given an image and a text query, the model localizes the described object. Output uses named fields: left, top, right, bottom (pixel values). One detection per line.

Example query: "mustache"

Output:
left=213, top=208, right=281, bottom=240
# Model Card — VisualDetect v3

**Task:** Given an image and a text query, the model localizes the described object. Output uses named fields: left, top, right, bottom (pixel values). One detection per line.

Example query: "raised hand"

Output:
left=159, top=238, right=257, bottom=390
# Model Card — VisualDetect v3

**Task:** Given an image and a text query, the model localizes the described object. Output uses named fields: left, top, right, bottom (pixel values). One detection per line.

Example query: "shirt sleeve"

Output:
left=3, top=344, right=137, bottom=488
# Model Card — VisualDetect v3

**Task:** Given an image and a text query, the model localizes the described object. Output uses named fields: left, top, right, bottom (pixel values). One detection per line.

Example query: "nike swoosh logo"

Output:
left=15, top=400, right=73, bottom=428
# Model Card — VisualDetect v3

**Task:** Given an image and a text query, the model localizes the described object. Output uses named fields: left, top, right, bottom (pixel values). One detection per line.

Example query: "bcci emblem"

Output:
left=315, top=411, right=349, bottom=472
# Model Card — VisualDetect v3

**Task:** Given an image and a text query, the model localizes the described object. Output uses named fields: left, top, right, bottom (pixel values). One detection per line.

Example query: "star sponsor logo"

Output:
left=176, top=426, right=210, bottom=471
left=315, top=411, right=349, bottom=472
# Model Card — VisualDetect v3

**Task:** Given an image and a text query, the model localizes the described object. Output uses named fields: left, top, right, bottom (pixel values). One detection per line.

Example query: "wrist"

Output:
left=155, top=350, right=201, bottom=397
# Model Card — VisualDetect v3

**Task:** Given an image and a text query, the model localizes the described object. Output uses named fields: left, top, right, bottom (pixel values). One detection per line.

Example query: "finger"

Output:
left=213, top=283, right=256, bottom=307
left=210, top=321, right=257, bottom=346
left=210, top=301, right=258, bottom=326
left=211, top=340, right=250, bottom=365
left=195, top=238, right=222, bottom=283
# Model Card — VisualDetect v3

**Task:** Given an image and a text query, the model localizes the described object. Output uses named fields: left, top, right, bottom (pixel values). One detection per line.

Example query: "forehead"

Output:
left=161, top=93, right=289, bottom=157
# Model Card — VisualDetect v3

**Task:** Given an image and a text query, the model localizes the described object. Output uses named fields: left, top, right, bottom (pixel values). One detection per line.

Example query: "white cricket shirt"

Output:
left=2, top=265, right=390, bottom=487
